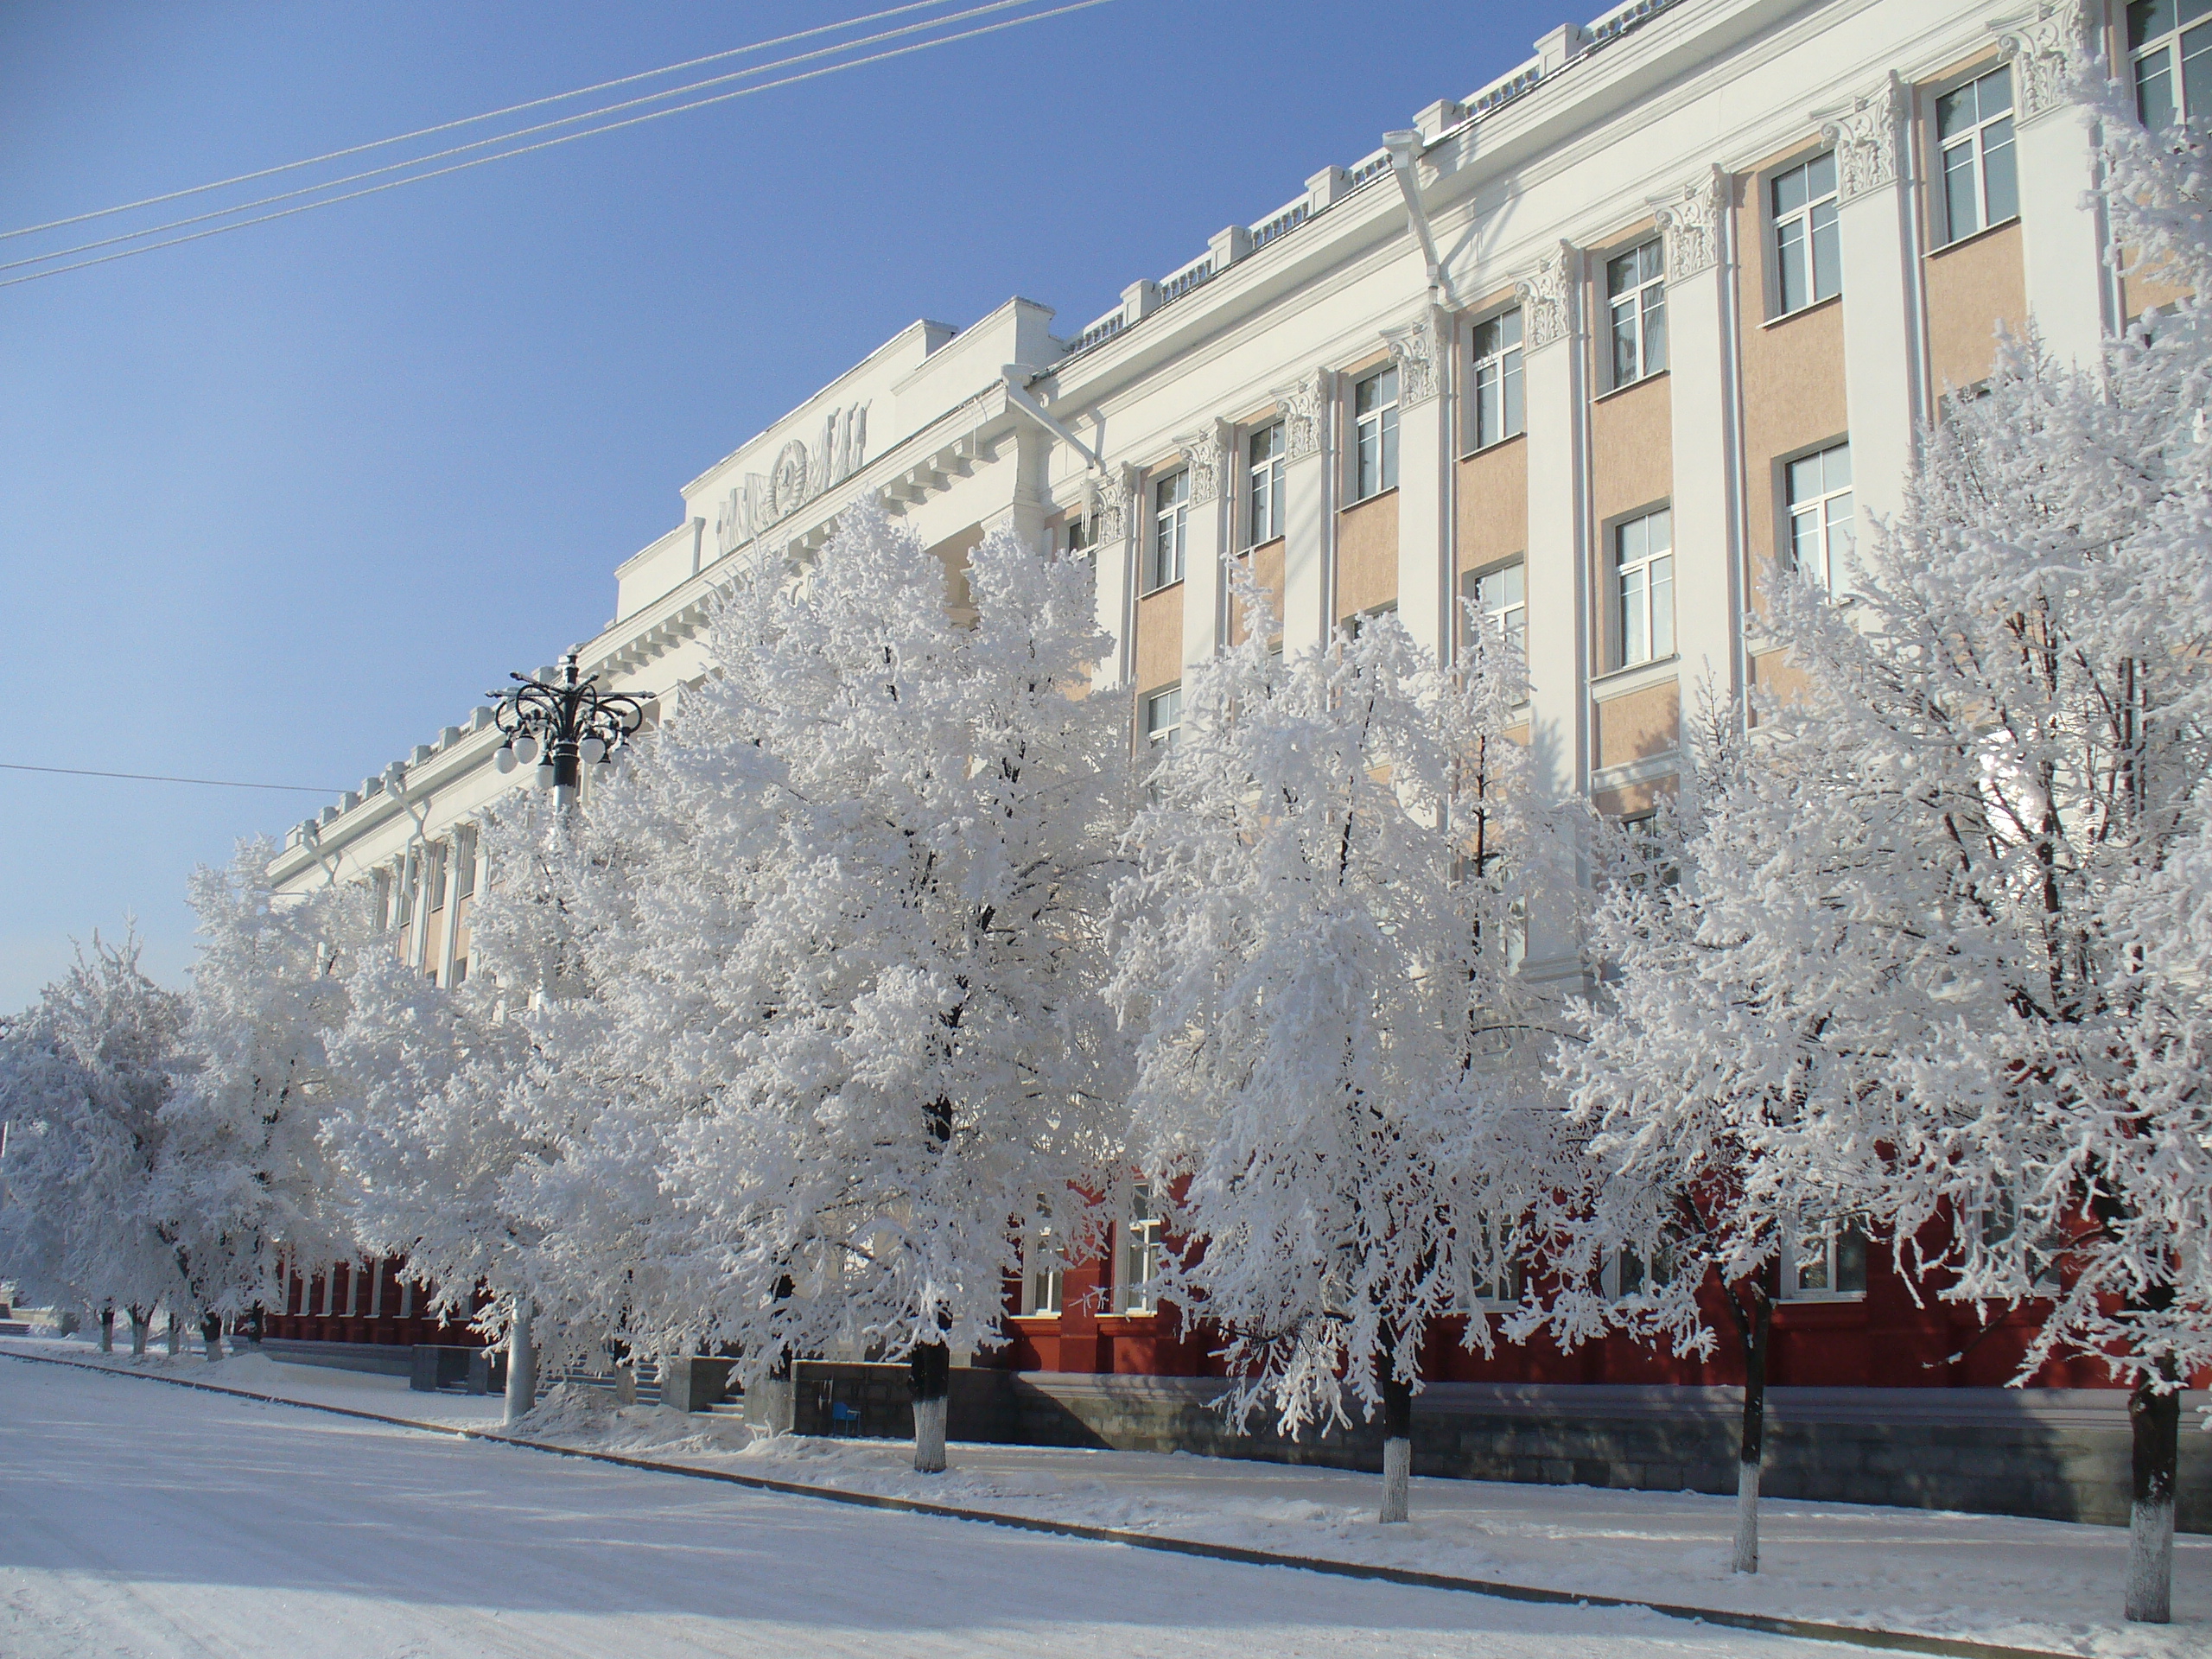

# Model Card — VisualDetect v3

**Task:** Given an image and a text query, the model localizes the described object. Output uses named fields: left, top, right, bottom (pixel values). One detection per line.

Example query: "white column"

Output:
left=2004, top=16, right=2110, bottom=365
left=1658, top=169, right=1739, bottom=718
left=1824, top=76, right=1922, bottom=543
left=1276, top=368, right=1335, bottom=652
left=1515, top=241, right=1587, bottom=980
left=1178, top=423, right=1230, bottom=669
left=1388, top=310, right=1452, bottom=664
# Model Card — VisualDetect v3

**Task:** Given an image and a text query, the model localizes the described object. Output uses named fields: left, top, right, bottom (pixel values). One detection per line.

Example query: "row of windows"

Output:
left=374, top=824, right=480, bottom=982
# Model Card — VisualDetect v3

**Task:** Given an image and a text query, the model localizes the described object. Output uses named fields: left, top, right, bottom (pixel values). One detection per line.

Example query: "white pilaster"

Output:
left=1177, top=422, right=1230, bottom=668
left=1276, top=368, right=1335, bottom=652
left=1090, top=466, right=1140, bottom=690
left=2004, top=7, right=2109, bottom=365
left=1386, top=310, right=1452, bottom=664
left=1657, top=169, right=1738, bottom=718
left=1825, top=75, right=1922, bottom=543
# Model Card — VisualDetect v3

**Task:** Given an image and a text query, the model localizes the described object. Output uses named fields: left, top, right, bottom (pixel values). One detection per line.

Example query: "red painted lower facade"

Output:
left=264, top=1258, right=485, bottom=1349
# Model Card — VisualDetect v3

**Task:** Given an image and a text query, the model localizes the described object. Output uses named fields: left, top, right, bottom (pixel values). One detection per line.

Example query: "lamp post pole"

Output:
left=485, top=647, right=644, bottom=1427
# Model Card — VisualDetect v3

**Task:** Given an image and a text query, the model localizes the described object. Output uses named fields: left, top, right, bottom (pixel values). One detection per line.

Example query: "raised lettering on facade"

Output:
left=715, top=402, right=870, bottom=557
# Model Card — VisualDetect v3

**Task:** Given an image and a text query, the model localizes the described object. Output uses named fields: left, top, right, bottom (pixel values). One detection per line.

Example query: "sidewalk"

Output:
left=8, top=1334, right=2205, bottom=1659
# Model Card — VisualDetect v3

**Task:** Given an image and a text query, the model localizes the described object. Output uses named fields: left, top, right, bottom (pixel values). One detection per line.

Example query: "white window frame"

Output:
left=1463, top=558, right=1527, bottom=658
left=1605, top=1238, right=1675, bottom=1300
left=1118, top=1183, right=1161, bottom=1314
left=1148, top=469, right=1189, bottom=592
left=1785, top=440, right=1855, bottom=597
left=1935, top=65, right=2018, bottom=248
left=452, top=823, right=479, bottom=903
left=1247, top=420, right=1287, bottom=547
left=1609, top=506, right=1675, bottom=671
left=1470, top=308, right=1524, bottom=450
left=1780, top=1218, right=1869, bottom=1301
left=2129, top=0, right=2212, bottom=128
left=1770, top=150, right=1840, bottom=316
left=1021, top=1223, right=1065, bottom=1318
left=1606, top=238, right=1668, bottom=389
left=1145, top=685, right=1181, bottom=752
left=1351, top=365, right=1400, bottom=501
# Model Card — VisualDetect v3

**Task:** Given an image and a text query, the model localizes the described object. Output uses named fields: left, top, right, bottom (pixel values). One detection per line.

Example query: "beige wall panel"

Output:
left=1231, top=539, right=1286, bottom=645
left=1589, top=375, right=1672, bottom=524
left=1135, top=583, right=1185, bottom=696
left=1924, top=222, right=2026, bottom=397
left=1737, top=156, right=1849, bottom=594
left=1457, top=438, right=1529, bottom=574
left=1593, top=679, right=1681, bottom=772
left=1748, top=645, right=1814, bottom=712
left=1592, top=776, right=1676, bottom=818
left=2122, top=265, right=2193, bottom=321
left=1336, top=491, right=1401, bottom=621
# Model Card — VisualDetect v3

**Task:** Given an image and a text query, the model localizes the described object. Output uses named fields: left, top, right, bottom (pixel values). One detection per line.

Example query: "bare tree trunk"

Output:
left=99, top=1306, right=115, bottom=1354
left=2125, top=1368, right=2179, bottom=1624
left=909, top=1339, right=950, bottom=1473
left=1379, top=1369, right=1414, bottom=1524
left=503, top=1296, right=538, bottom=1430
left=1731, top=1284, right=1772, bottom=1575
left=200, top=1312, right=224, bottom=1363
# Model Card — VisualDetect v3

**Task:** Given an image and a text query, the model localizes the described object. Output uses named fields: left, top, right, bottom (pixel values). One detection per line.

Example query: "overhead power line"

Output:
left=0, top=762, right=341, bottom=795
left=2, top=0, right=1114, bottom=290
left=0, top=0, right=961, bottom=245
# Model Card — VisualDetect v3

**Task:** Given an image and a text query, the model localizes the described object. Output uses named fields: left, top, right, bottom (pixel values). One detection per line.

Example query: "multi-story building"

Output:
left=265, top=0, right=2209, bottom=1521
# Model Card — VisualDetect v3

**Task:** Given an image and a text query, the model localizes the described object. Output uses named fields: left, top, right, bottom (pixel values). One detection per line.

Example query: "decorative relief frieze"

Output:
left=1382, top=314, right=1443, bottom=406
left=713, top=401, right=870, bottom=557
left=1274, top=370, right=1331, bottom=461
left=2001, top=1, right=2090, bottom=123
left=1821, top=76, right=1904, bottom=204
left=1516, top=242, right=1578, bottom=352
left=1177, top=425, right=1228, bottom=505
left=1656, top=168, right=1727, bottom=285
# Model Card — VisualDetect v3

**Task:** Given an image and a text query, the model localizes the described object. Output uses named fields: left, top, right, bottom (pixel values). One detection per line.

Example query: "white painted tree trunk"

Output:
left=1732, top=1460, right=1761, bottom=1574
left=1380, top=1437, right=1412, bottom=1524
left=912, top=1396, right=948, bottom=1474
left=165, top=1308, right=181, bottom=1356
left=502, top=1297, right=537, bottom=1430
left=203, top=1328, right=223, bottom=1362
left=99, top=1310, right=114, bottom=1354
left=2126, top=1497, right=2174, bottom=1624
left=613, top=1362, right=637, bottom=1407
left=128, top=1310, right=148, bottom=1358
left=750, top=1375, right=794, bottom=1435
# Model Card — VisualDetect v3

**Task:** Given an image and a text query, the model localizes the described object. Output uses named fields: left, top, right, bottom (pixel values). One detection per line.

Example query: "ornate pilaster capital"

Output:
left=1382, top=312, right=1444, bottom=406
left=1088, top=463, right=1140, bottom=543
left=1515, top=242, right=1579, bottom=352
left=1820, top=74, right=1906, bottom=204
left=1999, top=1, right=2091, bottom=123
left=1274, top=369, right=1332, bottom=461
left=1656, top=168, right=1728, bottom=284
left=1176, top=424, right=1228, bottom=505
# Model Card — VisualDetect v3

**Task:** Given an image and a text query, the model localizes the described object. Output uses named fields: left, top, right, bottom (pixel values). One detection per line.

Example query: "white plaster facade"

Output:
left=273, top=0, right=2128, bottom=992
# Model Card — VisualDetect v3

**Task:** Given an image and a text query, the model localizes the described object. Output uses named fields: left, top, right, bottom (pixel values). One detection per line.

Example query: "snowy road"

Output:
left=0, top=1357, right=1847, bottom=1659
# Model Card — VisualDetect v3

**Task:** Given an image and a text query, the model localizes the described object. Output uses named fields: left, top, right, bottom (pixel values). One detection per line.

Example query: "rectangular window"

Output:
left=423, top=841, right=448, bottom=913
left=1463, top=559, right=1527, bottom=656
left=453, top=823, right=478, bottom=901
left=1353, top=365, right=1400, bottom=500
left=2131, top=0, right=2212, bottom=126
left=1145, top=686, right=1181, bottom=751
left=1611, top=508, right=1674, bottom=669
left=1064, top=515, right=1090, bottom=559
left=1771, top=151, right=1840, bottom=315
left=1607, top=239, right=1668, bottom=387
left=391, top=855, right=415, bottom=929
left=1471, top=308, right=1524, bottom=448
left=1025, top=1224, right=1065, bottom=1318
left=1120, top=1183, right=1161, bottom=1314
left=1786, top=441, right=1855, bottom=595
left=1247, top=420, right=1287, bottom=546
left=1149, top=470, right=1188, bottom=591
left=1936, top=66, right=2018, bottom=245
left=1612, top=1239, right=1675, bottom=1299
left=1786, top=1220, right=1869, bottom=1299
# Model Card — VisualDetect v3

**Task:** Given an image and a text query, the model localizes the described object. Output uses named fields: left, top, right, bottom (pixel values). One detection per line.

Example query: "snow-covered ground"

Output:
left=3, top=1351, right=1852, bottom=1659
left=6, top=1335, right=2208, bottom=1657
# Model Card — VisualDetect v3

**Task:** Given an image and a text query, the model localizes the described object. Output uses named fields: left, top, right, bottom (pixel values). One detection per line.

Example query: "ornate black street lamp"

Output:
left=488, top=649, right=645, bottom=800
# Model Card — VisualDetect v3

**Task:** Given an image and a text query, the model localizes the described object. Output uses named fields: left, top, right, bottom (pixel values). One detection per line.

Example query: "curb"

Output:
left=2, top=1346, right=2089, bottom=1659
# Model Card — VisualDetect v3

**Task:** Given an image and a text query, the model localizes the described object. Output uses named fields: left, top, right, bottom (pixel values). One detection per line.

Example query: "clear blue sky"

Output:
left=1, top=0, right=1564, bottom=1009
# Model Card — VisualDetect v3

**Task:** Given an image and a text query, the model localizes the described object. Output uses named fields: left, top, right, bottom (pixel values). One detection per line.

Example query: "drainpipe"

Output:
left=1382, top=130, right=1445, bottom=303
left=1001, top=365, right=1103, bottom=473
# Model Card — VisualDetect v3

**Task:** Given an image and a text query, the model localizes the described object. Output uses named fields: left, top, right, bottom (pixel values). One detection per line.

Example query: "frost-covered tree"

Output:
left=626, top=502, right=1128, bottom=1472
left=149, top=842, right=369, bottom=1350
left=1531, top=75, right=2212, bottom=1618
left=1112, top=588, right=1570, bottom=1523
left=0, top=934, right=190, bottom=1353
